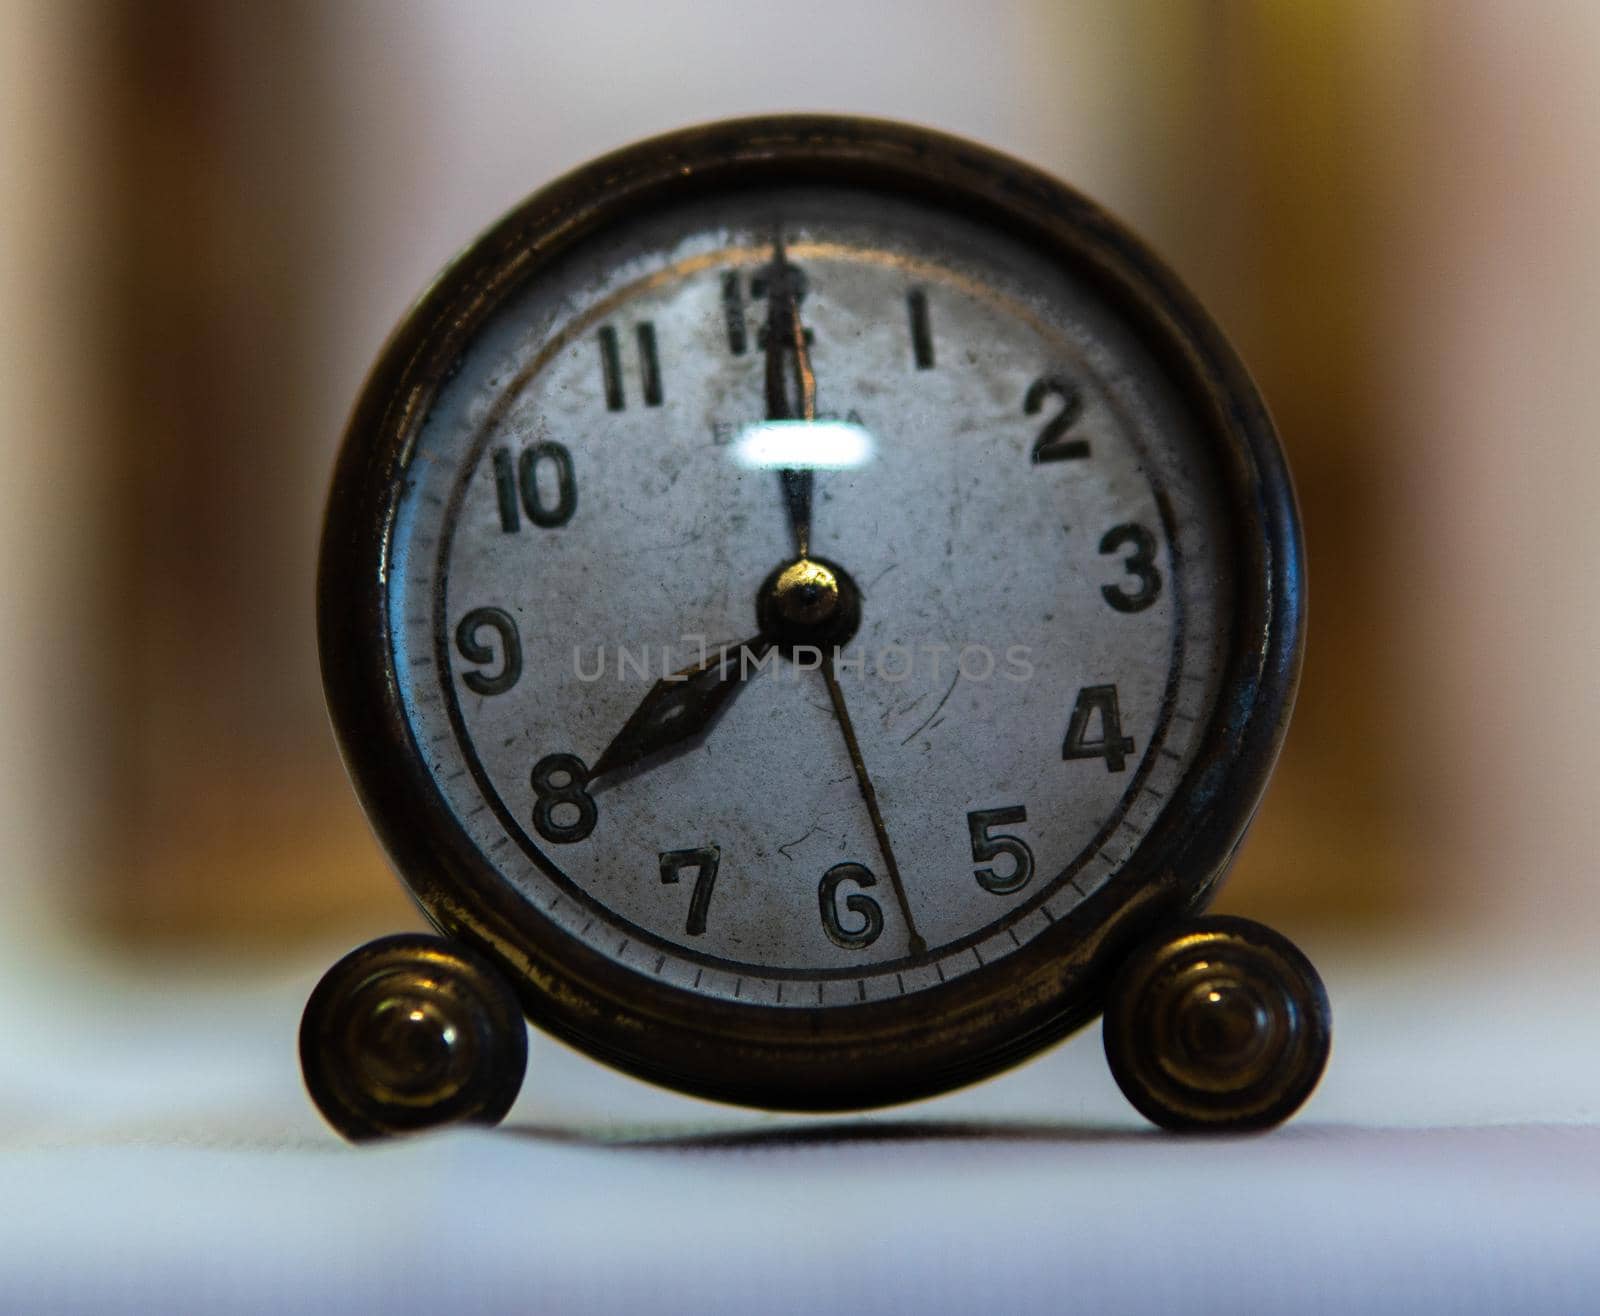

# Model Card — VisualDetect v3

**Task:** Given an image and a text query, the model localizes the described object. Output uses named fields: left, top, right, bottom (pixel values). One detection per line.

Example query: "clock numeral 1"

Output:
left=1062, top=684, right=1136, bottom=772
left=819, top=862, right=883, bottom=949
left=597, top=321, right=663, bottom=411
left=907, top=287, right=934, bottom=369
left=492, top=440, right=577, bottom=532
left=1026, top=375, right=1090, bottom=463
left=659, top=846, right=720, bottom=937
left=967, top=806, right=1034, bottom=894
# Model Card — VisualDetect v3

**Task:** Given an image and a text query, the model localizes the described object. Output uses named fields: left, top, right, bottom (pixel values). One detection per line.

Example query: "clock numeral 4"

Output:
left=659, top=846, right=720, bottom=937
left=492, top=441, right=577, bottom=533
left=1062, top=684, right=1136, bottom=772
left=967, top=806, right=1034, bottom=894
left=819, top=862, right=883, bottom=949
left=530, top=753, right=596, bottom=843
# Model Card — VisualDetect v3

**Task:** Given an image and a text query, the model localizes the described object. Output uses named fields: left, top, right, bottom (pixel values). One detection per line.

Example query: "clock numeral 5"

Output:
left=967, top=806, right=1034, bottom=894
left=819, top=862, right=883, bottom=950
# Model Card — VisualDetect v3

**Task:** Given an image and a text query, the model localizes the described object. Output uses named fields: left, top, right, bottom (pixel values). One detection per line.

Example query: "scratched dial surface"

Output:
left=386, top=185, right=1236, bottom=1006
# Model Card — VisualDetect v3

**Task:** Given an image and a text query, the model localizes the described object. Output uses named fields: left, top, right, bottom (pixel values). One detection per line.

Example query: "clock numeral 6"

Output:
left=967, top=806, right=1034, bottom=894
left=819, top=863, right=883, bottom=950
left=530, top=753, right=596, bottom=843
left=454, top=607, right=522, bottom=695
left=1062, top=684, right=1136, bottom=772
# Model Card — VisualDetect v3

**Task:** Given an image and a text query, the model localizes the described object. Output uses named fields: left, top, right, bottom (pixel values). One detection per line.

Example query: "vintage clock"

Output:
left=300, top=116, right=1330, bottom=1140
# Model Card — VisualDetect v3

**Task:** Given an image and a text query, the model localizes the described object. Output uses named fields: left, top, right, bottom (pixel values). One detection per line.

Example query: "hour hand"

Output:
left=589, top=637, right=770, bottom=784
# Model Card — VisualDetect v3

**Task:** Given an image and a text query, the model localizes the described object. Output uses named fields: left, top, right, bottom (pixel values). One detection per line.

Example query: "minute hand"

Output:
left=762, top=236, right=817, bottom=559
left=820, top=650, right=926, bottom=957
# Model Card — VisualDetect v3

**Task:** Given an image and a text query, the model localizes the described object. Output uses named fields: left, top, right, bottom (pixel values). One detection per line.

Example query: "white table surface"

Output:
left=3, top=933, right=1597, bottom=1314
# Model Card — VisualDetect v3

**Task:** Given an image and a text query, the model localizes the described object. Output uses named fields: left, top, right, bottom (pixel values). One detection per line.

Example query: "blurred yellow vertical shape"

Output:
left=1131, top=2, right=1425, bottom=929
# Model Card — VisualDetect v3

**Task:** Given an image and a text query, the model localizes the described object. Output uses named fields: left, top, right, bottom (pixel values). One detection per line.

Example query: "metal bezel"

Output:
left=318, top=115, right=1304, bottom=1110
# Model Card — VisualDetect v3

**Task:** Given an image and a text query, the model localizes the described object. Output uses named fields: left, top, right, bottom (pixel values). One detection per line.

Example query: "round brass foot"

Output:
left=1103, top=915, right=1330, bottom=1133
left=300, top=933, right=527, bottom=1141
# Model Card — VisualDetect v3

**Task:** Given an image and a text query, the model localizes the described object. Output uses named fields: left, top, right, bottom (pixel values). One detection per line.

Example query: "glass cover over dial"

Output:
left=386, top=185, right=1234, bottom=1006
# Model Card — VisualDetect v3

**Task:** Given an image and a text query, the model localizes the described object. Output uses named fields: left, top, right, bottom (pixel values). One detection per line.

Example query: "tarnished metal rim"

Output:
left=318, top=115, right=1304, bottom=1110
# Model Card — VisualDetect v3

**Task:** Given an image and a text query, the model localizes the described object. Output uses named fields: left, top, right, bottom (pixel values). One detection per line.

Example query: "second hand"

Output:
left=821, top=650, right=927, bottom=958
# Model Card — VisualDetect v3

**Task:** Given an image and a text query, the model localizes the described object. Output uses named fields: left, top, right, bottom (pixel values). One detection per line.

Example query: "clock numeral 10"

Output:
left=492, top=440, right=577, bottom=533
left=1062, top=684, right=1136, bottom=772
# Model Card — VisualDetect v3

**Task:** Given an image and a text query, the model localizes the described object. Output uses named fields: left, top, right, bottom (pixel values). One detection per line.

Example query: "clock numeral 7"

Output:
left=967, top=806, right=1034, bottom=894
left=659, top=846, right=720, bottom=937
left=1062, top=684, right=1136, bottom=772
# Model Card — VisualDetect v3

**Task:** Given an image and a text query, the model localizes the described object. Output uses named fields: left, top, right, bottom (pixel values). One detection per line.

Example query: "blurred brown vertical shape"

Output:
left=98, top=2, right=402, bottom=943
left=1132, top=4, right=1421, bottom=929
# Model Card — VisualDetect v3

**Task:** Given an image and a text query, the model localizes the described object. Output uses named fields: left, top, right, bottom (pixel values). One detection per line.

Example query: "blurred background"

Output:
left=2, top=0, right=1597, bottom=1133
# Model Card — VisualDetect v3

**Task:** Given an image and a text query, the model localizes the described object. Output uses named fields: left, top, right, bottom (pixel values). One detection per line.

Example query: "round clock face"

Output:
left=323, top=120, right=1300, bottom=1108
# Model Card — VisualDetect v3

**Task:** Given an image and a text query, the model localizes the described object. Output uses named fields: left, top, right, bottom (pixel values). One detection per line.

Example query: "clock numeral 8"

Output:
left=819, top=863, right=883, bottom=949
left=530, top=753, right=597, bottom=844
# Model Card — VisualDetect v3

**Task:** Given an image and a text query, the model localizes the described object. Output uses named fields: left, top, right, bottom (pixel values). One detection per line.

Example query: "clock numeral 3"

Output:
left=1062, top=684, right=1136, bottom=772
left=492, top=440, right=577, bottom=532
left=1099, top=523, right=1162, bottom=613
left=530, top=753, right=597, bottom=843
left=659, top=846, right=720, bottom=936
left=819, top=862, right=883, bottom=950
left=967, top=806, right=1034, bottom=894
left=454, top=607, right=522, bottom=695
left=1025, top=375, right=1089, bottom=463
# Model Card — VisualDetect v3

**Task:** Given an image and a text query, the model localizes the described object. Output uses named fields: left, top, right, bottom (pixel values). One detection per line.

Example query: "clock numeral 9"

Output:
left=1099, top=523, right=1162, bottom=613
left=967, top=806, right=1034, bottom=894
left=454, top=607, right=522, bottom=695
left=493, top=440, right=577, bottom=533
left=530, top=753, right=596, bottom=843
left=819, top=863, right=883, bottom=949
left=1062, top=684, right=1136, bottom=772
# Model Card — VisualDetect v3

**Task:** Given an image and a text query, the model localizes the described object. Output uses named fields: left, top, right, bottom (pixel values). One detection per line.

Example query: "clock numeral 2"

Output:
left=531, top=753, right=596, bottom=843
left=819, top=862, right=883, bottom=949
left=1026, top=375, right=1089, bottom=463
left=454, top=607, right=522, bottom=695
left=659, top=846, right=720, bottom=937
left=598, top=321, right=662, bottom=410
left=1062, top=684, right=1136, bottom=772
left=967, top=806, right=1034, bottom=894
left=493, top=440, right=576, bottom=533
